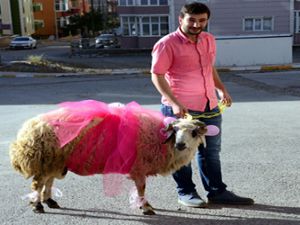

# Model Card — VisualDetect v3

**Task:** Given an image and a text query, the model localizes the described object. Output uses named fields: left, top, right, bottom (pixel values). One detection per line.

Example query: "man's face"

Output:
left=179, top=13, right=209, bottom=36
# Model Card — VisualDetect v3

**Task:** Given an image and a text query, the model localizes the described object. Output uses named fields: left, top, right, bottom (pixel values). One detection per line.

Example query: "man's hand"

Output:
left=217, top=88, right=232, bottom=107
left=222, top=90, right=232, bottom=107
left=172, top=103, right=188, bottom=118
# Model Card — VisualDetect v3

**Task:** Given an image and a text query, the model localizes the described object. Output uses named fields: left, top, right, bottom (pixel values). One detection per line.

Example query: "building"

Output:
left=89, top=0, right=117, bottom=13
left=0, top=0, right=35, bottom=36
left=0, top=0, right=13, bottom=35
left=32, top=0, right=90, bottom=38
left=117, top=0, right=293, bottom=67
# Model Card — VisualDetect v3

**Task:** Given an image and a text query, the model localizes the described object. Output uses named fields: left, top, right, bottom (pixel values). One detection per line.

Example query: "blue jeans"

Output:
left=161, top=104, right=227, bottom=198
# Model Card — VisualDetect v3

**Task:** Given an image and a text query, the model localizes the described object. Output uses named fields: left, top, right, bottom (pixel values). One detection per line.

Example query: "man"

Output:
left=151, top=2, right=254, bottom=207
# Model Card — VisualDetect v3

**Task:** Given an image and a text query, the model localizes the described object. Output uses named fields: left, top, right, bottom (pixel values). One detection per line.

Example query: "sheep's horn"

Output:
left=193, top=120, right=206, bottom=127
left=200, top=136, right=207, bottom=148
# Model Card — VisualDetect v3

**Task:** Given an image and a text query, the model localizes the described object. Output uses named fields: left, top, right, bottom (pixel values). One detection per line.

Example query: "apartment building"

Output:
left=117, top=0, right=293, bottom=66
left=0, top=0, right=12, bottom=35
left=0, top=0, right=35, bottom=36
left=33, top=0, right=90, bottom=38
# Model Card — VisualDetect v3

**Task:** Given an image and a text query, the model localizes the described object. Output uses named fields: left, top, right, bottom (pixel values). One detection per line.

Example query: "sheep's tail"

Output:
left=9, top=141, right=33, bottom=179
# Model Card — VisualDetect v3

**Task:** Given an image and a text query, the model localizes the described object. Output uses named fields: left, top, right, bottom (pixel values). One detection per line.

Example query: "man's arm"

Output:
left=212, top=66, right=232, bottom=107
left=151, top=73, right=187, bottom=117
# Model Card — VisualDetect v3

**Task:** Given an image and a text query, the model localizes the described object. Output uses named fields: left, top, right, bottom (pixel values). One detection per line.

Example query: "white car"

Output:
left=9, top=36, right=37, bottom=49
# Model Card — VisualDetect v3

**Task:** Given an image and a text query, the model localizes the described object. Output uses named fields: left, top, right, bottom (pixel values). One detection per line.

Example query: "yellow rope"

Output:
left=184, top=102, right=227, bottom=120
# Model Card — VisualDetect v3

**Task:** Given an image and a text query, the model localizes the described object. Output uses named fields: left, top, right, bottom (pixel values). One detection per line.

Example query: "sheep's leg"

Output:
left=42, top=177, right=60, bottom=209
left=134, top=178, right=155, bottom=215
left=30, top=176, right=45, bottom=213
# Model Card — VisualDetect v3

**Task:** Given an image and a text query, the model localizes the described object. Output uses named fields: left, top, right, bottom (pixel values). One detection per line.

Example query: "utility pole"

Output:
left=53, top=0, right=59, bottom=39
left=91, top=0, right=95, bottom=35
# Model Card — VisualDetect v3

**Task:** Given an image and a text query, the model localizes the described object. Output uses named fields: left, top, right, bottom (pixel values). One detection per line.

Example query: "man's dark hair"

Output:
left=179, top=2, right=210, bottom=19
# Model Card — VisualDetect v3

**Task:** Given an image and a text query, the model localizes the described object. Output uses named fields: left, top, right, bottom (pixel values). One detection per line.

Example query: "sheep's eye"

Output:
left=192, top=129, right=197, bottom=137
left=173, top=126, right=179, bottom=132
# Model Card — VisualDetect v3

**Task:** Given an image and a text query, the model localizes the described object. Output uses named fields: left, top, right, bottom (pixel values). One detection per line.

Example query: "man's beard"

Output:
left=183, top=26, right=203, bottom=35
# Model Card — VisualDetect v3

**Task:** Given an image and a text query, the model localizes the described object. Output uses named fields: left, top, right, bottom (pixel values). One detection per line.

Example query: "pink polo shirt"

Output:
left=151, top=28, right=218, bottom=111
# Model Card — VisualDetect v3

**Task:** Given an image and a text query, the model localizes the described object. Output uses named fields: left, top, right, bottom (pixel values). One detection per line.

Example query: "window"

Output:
left=159, top=0, right=168, bottom=5
left=243, top=17, right=273, bottom=31
left=59, top=17, right=69, bottom=27
left=55, top=0, right=68, bottom=11
left=119, top=0, right=136, bottom=5
left=122, top=16, right=139, bottom=36
left=295, top=11, right=300, bottom=33
left=118, top=0, right=167, bottom=6
left=119, top=0, right=127, bottom=5
left=121, top=15, right=169, bottom=36
left=140, top=0, right=148, bottom=5
left=33, top=3, right=43, bottom=12
left=34, top=20, right=45, bottom=29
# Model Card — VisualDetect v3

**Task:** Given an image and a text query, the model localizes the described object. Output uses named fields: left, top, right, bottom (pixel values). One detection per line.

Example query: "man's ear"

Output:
left=178, top=16, right=183, bottom=25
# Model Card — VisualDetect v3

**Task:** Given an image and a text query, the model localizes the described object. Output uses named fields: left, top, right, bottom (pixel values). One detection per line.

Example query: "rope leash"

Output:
left=184, top=102, right=227, bottom=120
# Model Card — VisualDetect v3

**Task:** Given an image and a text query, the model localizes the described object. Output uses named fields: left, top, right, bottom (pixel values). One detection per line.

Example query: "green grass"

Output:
left=26, top=55, right=45, bottom=65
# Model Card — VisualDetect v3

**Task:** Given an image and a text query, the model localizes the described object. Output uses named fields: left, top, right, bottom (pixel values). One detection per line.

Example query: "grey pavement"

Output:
left=0, top=43, right=300, bottom=225
left=0, top=72, right=299, bottom=224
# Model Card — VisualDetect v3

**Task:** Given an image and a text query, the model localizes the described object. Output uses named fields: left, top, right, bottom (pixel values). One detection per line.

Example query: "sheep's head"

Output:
left=172, top=119, right=207, bottom=151
left=163, top=118, right=219, bottom=152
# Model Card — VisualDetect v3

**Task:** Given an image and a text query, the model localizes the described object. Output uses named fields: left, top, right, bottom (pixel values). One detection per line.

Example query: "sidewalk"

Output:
left=1, top=62, right=300, bottom=78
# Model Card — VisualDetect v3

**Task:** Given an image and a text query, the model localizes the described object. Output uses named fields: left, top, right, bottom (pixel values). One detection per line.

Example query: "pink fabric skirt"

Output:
left=42, top=100, right=166, bottom=176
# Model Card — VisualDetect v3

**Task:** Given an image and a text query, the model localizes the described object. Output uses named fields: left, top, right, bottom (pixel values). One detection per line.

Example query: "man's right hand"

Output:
left=172, top=103, right=188, bottom=118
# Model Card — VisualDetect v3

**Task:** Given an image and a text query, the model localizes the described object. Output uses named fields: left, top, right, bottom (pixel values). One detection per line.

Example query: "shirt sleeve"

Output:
left=208, top=34, right=217, bottom=65
left=150, top=41, right=173, bottom=75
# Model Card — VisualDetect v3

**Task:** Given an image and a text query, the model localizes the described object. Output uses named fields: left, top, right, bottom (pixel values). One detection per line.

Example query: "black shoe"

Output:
left=208, top=190, right=254, bottom=205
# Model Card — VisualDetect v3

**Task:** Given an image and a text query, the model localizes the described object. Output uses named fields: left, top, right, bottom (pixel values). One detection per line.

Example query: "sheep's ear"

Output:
left=196, top=126, right=208, bottom=136
left=162, top=130, right=175, bottom=144
left=162, top=121, right=177, bottom=144
left=165, top=119, right=179, bottom=131
left=165, top=123, right=173, bottom=131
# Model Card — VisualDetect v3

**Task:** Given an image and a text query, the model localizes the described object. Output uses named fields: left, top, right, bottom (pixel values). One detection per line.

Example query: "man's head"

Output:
left=179, top=2, right=210, bottom=36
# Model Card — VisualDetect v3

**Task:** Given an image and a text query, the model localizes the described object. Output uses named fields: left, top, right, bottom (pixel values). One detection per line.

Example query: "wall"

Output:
left=0, top=0, right=13, bottom=35
left=33, top=0, right=56, bottom=37
left=216, top=35, right=293, bottom=66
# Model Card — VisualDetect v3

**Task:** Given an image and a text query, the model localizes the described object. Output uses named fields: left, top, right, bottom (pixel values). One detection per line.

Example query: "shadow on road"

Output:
left=43, top=204, right=300, bottom=225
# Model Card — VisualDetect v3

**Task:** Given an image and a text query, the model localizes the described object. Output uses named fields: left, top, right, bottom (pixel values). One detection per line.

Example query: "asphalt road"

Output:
left=0, top=71, right=299, bottom=225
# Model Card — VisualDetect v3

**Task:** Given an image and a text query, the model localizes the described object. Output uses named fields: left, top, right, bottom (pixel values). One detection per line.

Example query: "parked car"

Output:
left=9, top=36, right=37, bottom=49
left=95, top=34, right=120, bottom=48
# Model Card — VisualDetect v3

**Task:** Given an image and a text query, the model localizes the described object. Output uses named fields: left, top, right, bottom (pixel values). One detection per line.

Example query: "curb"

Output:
left=1, top=64, right=300, bottom=78
left=0, top=68, right=151, bottom=78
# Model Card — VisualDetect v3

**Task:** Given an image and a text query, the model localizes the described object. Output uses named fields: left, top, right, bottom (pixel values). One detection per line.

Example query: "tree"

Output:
left=67, top=10, right=103, bottom=36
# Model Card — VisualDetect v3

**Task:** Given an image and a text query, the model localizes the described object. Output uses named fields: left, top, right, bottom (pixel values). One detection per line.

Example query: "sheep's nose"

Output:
left=176, top=142, right=186, bottom=151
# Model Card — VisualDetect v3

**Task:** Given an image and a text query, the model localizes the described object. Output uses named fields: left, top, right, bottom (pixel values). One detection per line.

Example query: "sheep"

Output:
left=9, top=100, right=217, bottom=215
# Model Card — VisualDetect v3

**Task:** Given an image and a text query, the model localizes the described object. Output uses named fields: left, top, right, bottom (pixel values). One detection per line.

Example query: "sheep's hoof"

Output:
left=43, top=198, right=60, bottom=208
left=144, top=202, right=154, bottom=210
left=140, top=203, right=156, bottom=215
left=142, top=208, right=156, bottom=215
left=31, top=202, right=45, bottom=213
